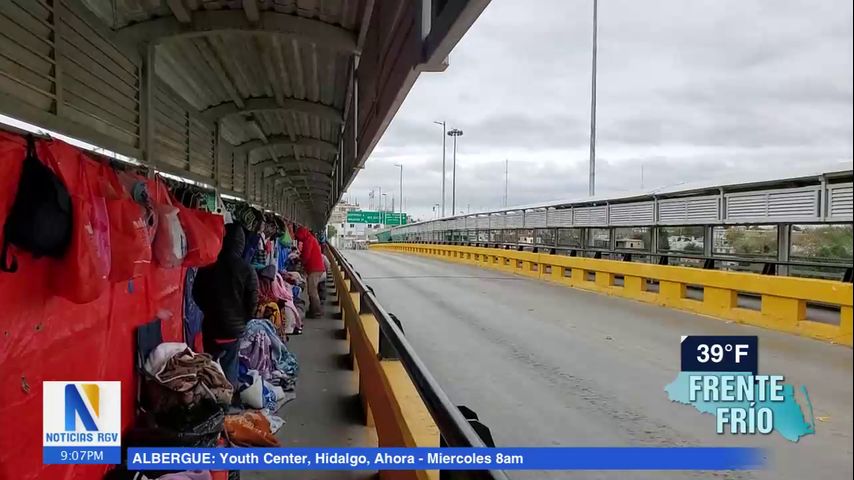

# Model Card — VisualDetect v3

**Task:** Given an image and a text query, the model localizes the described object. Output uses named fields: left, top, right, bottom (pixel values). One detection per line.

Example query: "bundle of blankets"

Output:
left=257, top=268, right=304, bottom=335
left=143, top=343, right=233, bottom=414
left=238, top=319, right=299, bottom=413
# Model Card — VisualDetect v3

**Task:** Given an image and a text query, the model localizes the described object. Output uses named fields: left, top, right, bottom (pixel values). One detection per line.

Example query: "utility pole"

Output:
left=381, top=193, right=387, bottom=226
left=588, top=0, right=598, bottom=197
left=504, top=158, right=509, bottom=207
left=394, top=163, right=403, bottom=218
left=448, top=128, right=463, bottom=216
left=434, top=121, right=446, bottom=216
left=641, top=163, right=645, bottom=189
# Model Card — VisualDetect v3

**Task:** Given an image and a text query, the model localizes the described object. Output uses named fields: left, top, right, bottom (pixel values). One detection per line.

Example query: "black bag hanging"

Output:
left=1, top=135, right=73, bottom=273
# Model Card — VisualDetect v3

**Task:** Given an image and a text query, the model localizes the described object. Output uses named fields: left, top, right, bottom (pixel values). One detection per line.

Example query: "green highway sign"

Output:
left=346, top=210, right=408, bottom=225
left=383, top=213, right=408, bottom=225
left=346, top=210, right=379, bottom=223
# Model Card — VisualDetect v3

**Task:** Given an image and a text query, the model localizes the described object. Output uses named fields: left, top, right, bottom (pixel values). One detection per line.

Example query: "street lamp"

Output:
left=381, top=193, right=388, bottom=225
left=394, top=163, right=403, bottom=221
left=447, top=128, right=463, bottom=216
left=432, top=203, right=440, bottom=219
left=433, top=121, right=447, bottom=216
left=588, top=0, right=598, bottom=196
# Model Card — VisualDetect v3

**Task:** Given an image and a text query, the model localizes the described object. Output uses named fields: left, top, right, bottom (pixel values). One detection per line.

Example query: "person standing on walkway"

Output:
left=294, top=226, right=325, bottom=318
left=193, top=223, right=258, bottom=394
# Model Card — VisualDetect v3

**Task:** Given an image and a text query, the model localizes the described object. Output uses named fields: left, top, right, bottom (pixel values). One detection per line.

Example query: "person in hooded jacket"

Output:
left=192, top=223, right=258, bottom=394
left=294, top=226, right=325, bottom=318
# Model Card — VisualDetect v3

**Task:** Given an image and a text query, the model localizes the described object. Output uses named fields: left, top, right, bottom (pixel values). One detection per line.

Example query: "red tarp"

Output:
left=0, top=132, right=184, bottom=480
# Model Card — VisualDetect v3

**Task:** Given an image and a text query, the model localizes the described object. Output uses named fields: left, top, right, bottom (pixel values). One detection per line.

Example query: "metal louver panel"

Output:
left=658, top=195, right=720, bottom=224
left=217, top=147, right=235, bottom=190
left=828, top=183, right=853, bottom=220
left=233, top=151, right=247, bottom=194
left=0, top=1, right=141, bottom=156
left=0, top=1, right=55, bottom=112
left=573, top=206, right=607, bottom=226
left=505, top=212, right=523, bottom=228
left=154, top=83, right=189, bottom=170
left=726, top=187, right=819, bottom=221
left=476, top=216, right=489, bottom=228
left=189, top=116, right=215, bottom=178
left=58, top=3, right=140, bottom=149
left=547, top=208, right=573, bottom=227
left=490, top=214, right=505, bottom=229
left=767, top=188, right=819, bottom=218
left=609, top=201, right=654, bottom=226
left=524, top=210, right=546, bottom=227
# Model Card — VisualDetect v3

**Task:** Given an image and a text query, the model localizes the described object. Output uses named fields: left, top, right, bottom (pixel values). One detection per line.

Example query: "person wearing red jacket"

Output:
left=294, top=226, right=325, bottom=317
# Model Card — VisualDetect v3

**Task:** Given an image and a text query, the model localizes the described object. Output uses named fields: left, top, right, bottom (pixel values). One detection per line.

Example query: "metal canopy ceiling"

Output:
left=1, top=0, right=491, bottom=226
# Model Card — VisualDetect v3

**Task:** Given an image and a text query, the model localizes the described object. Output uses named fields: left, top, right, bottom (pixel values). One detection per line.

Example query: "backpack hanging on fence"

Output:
left=1, top=135, right=72, bottom=273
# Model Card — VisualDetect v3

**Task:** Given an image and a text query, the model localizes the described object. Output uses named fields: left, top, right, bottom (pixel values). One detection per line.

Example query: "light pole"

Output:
left=432, top=203, right=439, bottom=219
left=588, top=0, right=598, bottom=196
left=381, top=193, right=387, bottom=225
left=504, top=158, right=509, bottom=207
left=433, top=121, right=446, bottom=216
left=394, top=163, right=403, bottom=222
left=447, top=128, right=463, bottom=216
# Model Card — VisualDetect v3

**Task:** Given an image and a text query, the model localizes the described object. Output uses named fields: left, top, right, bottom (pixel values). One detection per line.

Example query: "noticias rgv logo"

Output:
left=66, top=384, right=100, bottom=431
left=43, top=381, right=121, bottom=445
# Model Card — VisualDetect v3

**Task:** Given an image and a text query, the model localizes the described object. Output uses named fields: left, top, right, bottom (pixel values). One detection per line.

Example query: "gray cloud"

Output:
left=347, top=0, right=853, bottom=221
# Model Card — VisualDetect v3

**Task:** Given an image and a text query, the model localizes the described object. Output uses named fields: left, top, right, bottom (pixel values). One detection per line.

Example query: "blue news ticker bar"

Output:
left=44, top=446, right=122, bottom=464
left=128, top=447, right=765, bottom=471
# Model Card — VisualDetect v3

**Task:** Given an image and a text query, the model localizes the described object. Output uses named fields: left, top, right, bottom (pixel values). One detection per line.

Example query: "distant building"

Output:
left=329, top=200, right=360, bottom=225
left=616, top=238, right=645, bottom=249
left=668, top=235, right=703, bottom=252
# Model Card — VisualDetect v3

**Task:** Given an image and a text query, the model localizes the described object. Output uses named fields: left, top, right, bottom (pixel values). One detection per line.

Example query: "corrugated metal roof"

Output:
left=2, top=0, right=491, bottom=225
left=78, top=0, right=355, bottom=212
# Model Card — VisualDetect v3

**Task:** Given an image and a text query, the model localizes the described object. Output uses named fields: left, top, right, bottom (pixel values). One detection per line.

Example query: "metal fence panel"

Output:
left=726, top=186, right=819, bottom=222
left=547, top=208, right=573, bottom=227
left=828, top=183, right=853, bottom=221
left=573, top=206, right=607, bottom=226
left=524, top=210, right=546, bottom=227
left=657, top=195, right=720, bottom=224
left=609, top=201, right=654, bottom=225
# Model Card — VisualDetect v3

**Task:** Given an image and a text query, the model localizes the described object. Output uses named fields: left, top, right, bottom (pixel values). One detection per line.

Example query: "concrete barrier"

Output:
left=327, top=251, right=440, bottom=480
left=370, top=243, right=853, bottom=347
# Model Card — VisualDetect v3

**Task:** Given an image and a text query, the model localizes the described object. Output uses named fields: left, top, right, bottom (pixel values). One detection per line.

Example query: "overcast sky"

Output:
left=347, top=0, right=853, bottom=221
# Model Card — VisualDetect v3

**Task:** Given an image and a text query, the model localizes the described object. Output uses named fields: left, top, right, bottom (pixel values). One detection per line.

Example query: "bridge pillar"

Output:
left=761, top=296, right=805, bottom=328
left=659, top=280, right=686, bottom=306
left=704, top=287, right=737, bottom=316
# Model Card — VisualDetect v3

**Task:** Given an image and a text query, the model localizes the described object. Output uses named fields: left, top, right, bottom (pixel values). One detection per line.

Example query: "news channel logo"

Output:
left=42, top=381, right=121, bottom=464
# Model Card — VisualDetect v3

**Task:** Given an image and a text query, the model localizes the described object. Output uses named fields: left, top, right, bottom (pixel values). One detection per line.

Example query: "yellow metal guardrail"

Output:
left=326, top=250, right=440, bottom=480
left=370, top=243, right=853, bottom=347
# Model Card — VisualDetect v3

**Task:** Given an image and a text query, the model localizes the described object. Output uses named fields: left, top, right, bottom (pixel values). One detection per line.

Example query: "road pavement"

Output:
left=343, top=249, right=853, bottom=480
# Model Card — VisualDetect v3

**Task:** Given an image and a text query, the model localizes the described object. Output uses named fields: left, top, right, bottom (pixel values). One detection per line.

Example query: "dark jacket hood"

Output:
left=221, top=223, right=246, bottom=258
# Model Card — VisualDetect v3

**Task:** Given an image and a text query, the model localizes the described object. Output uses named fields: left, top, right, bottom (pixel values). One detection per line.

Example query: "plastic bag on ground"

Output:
left=239, top=370, right=265, bottom=409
